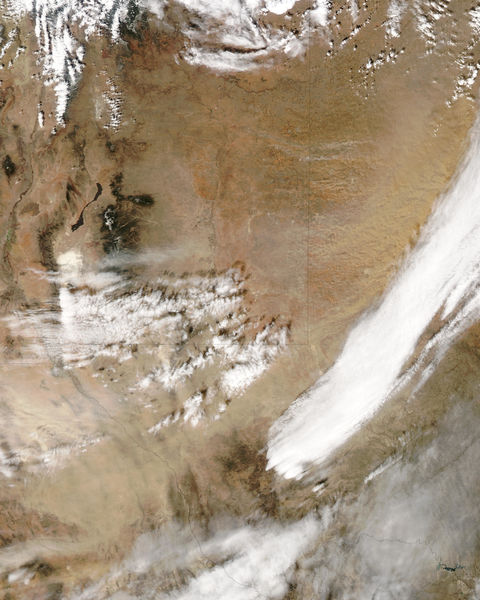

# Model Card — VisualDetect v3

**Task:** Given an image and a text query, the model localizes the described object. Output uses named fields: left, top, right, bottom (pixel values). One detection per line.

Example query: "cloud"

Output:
left=293, top=403, right=480, bottom=599
left=164, top=516, right=321, bottom=600
left=4, top=0, right=330, bottom=123
left=70, top=515, right=323, bottom=600
left=4, top=258, right=288, bottom=439
left=267, top=118, right=480, bottom=479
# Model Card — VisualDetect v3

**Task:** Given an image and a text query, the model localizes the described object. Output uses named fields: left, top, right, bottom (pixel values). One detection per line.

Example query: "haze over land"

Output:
left=0, top=0, right=480, bottom=598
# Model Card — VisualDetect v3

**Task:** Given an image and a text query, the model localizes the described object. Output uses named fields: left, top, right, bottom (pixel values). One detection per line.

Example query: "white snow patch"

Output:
left=470, top=5, right=480, bottom=35
left=99, top=76, right=124, bottom=131
left=265, top=0, right=298, bottom=14
left=57, top=249, right=83, bottom=274
left=148, top=411, right=181, bottom=434
left=0, top=447, right=15, bottom=478
left=310, top=0, right=329, bottom=27
left=349, top=0, right=359, bottom=22
left=451, top=57, right=480, bottom=103
left=6, top=263, right=288, bottom=429
left=37, top=106, right=45, bottom=128
left=4, top=0, right=332, bottom=111
left=364, top=455, right=400, bottom=483
left=139, top=0, right=167, bottom=19
left=7, top=567, right=34, bottom=585
left=385, top=0, right=406, bottom=38
left=182, top=392, right=204, bottom=427
left=3, top=0, right=132, bottom=123
left=220, top=324, right=288, bottom=396
left=178, top=0, right=329, bottom=71
left=414, top=0, right=450, bottom=51
left=37, top=435, right=105, bottom=472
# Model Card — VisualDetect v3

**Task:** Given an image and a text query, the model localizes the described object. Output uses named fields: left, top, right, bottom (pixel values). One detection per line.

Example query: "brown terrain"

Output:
left=0, top=0, right=479, bottom=598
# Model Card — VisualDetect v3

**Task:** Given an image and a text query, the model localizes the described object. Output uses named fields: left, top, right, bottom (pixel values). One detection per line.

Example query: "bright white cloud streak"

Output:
left=268, top=117, right=480, bottom=479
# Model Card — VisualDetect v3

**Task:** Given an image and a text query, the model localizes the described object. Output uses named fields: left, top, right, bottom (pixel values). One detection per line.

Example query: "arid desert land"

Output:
left=1, top=0, right=480, bottom=598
